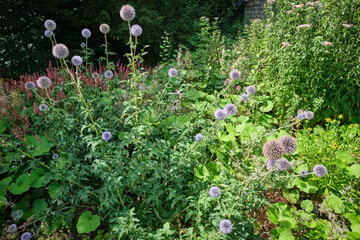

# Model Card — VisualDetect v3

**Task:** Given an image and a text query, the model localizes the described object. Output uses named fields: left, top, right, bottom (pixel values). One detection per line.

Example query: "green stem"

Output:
left=85, top=38, right=88, bottom=72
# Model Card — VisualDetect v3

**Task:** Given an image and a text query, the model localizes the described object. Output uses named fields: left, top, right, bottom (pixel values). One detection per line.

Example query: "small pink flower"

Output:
left=267, top=0, right=276, bottom=3
left=323, top=41, right=333, bottom=46
left=287, top=10, right=293, bottom=14
left=306, top=2, right=314, bottom=6
left=342, top=24, right=353, bottom=28
left=298, top=24, right=312, bottom=29
left=236, top=86, right=241, bottom=92
left=282, top=42, right=291, bottom=47
left=293, top=4, right=304, bottom=8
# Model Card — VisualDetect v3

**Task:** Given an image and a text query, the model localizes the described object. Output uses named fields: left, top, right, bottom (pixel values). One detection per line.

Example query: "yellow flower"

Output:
left=332, top=143, right=339, bottom=149
left=321, top=131, right=325, bottom=134
left=325, top=118, right=331, bottom=122
left=355, top=124, right=359, bottom=128
left=331, top=120, right=336, bottom=123
left=338, top=114, right=343, bottom=119
left=307, top=128, right=312, bottom=131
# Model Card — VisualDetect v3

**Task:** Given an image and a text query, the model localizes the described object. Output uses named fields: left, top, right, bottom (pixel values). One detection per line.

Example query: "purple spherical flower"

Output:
left=300, top=170, right=309, bottom=177
left=71, top=56, right=83, bottom=66
left=246, top=85, right=256, bottom=95
left=313, top=164, right=327, bottom=177
left=209, top=186, right=221, bottom=198
left=120, top=5, right=136, bottom=21
left=44, top=30, right=53, bottom=38
left=104, top=70, right=114, bottom=79
left=229, top=70, right=240, bottom=80
left=266, top=159, right=276, bottom=170
left=8, top=224, right=17, bottom=233
left=219, top=219, right=233, bottom=234
left=241, top=94, right=248, bottom=101
left=81, top=28, right=91, bottom=38
left=81, top=42, right=86, bottom=48
left=25, top=82, right=36, bottom=90
left=44, top=19, right=56, bottom=31
left=168, top=68, right=178, bottom=77
left=99, top=23, right=110, bottom=34
left=279, top=136, right=297, bottom=154
left=297, top=114, right=304, bottom=120
left=102, top=131, right=112, bottom=141
left=52, top=154, right=59, bottom=160
left=131, top=24, right=143, bottom=37
left=195, top=133, right=203, bottom=141
left=36, top=76, right=52, bottom=89
left=305, top=111, right=314, bottom=120
left=276, top=158, right=291, bottom=171
left=262, top=140, right=285, bottom=160
left=214, top=109, right=226, bottom=120
left=224, top=104, right=237, bottom=116
left=39, top=104, right=48, bottom=112
left=21, top=232, right=32, bottom=240
left=92, top=73, right=100, bottom=79
left=52, top=43, right=69, bottom=59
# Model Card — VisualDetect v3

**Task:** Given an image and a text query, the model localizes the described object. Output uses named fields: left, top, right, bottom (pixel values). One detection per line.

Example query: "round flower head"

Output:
left=168, top=68, right=178, bottom=77
left=241, top=94, right=248, bottom=101
left=305, top=111, right=314, bottom=120
left=71, top=56, right=83, bottom=66
left=300, top=170, right=309, bottom=177
left=246, top=85, right=256, bottom=95
left=120, top=5, right=136, bottom=21
left=25, top=82, right=36, bottom=90
left=224, top=104, right=237, bottom=116
left=104, top=70, right=114, bottom=79
left=229, top=69, right=240, bottom=80
left=219, top=219, right=233, bottom=234
left=297, top=113, right=304, bottom=120
left=52, top=154, right=59, bottom=160
left=279, top=136, right=297, bottom=154
left=44, top=30, right=53, bottom=38
left=92, top=73, right=100, bottom=79
left=8, top=224, right=17, bottom=233
left=209, top=186, right=221, bottom=198
left=44, top=19, right=56, bottom=31
left=39, top=104, right=48, bottom=112
left=102, top=131, right=112, bottom=141
left=131, top=24, right=143, bottom=37
left=195, top=133, right=203, bottom=141
left=36, top=76, right=52, bottom=89
left=266, top=159, right=276, bottom=170
left=52, top=43, right=69, bottom=59
left=214, top=109, right=226, bottom=120
left=313, top=164, right=327, bottom=177
left=21, top=232, right=32, bottom=240
left=276, top=158, right=291, bottom=171
left=99, top=23, right=110, bottom=34
left=81, top=42, right=86, bottom=48
left=81, top=28, right=91, bottom=38
left=262, top=140, right=285, bottom=160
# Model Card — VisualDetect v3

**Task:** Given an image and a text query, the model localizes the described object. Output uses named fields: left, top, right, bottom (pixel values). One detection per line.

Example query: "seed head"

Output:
left=262, top=140, right=285, bottom=160
left=21, top=232, right=32, bottom=240
left=25, top=82, right=36, bottom=90
left=276, top=158, right=291, bottom=171
left=246, top=85, right=256, bottom=95
left=219, top=219, right=233, bottom=234
left=229, top=69, right=240, bottom=80
left=44, top=19, right=56, bottom=31
left=52, top=43, right=69, bottom=59
left=8, top=224, right=17, bottom=233
left=241, top=94, right=248, bottom=101
left=305, top=111, right=314, bottom=120
left=81, top=28, right=91, bottom=38
left=168, top=68, right=178, bottom=77
left=313, top=164, right=327, bottom=177
left=36, top=76, right=52, bottom=89
left=131, top=24, right=143, bottom=37
left=39, top=104, right=48, bottom=111
left=102, top=131, right=112, bottom=141
left=195, top=134, right=203, bottom=141
left=279, top=136, right=297, bottom=154
left=214, top=109, right=226, bottom=120
left=209, top=186, right=221, bottom=198
left=52, top=154, right=59, bottom=160
left=120, top=5, right=136, bottom=21
left=92, top=73, right=100, bottom=79
left=44, top=30, right=53, bottom=38
left=104, top=70, right=114, bottom=79
left=224, top=104, right=237, bottom=116
left=300, top=170, right=309, bottom=177
left=71, top=56, right=83, bottom=66
left=99, top=23, right=110, bottom=34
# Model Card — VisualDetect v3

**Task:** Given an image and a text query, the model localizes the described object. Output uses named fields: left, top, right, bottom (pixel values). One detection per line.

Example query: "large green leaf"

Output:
left=347, top=164, right=360, bottom=178
left=0, top=177, right=12, bottom=197
left=335, top=151, right=354, bottom=164
left=76, top=211, right=101, bottom=234
left=9, top=174, right=31, bottom=195
left=33, top=199, right=48, bottom=214
left=48, top=182, right=60, bottom=199
left=26, top=135, right=53, bottom=157
left=301, top=200, right=314, bottom=213
left=29, top=168, right=45, bottom=188
left=283, top=189, right=299, bottom=204
left=295, top=179, right=318, bottom=193
left=259, top=100, right=274, bottom=113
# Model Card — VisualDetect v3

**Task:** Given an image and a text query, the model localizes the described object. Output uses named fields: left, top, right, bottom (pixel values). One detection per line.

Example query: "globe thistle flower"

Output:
left=305, top=111, right=314, bottom=120
left=131, top=24, right=143, bottom=37
left=81, top=28, right=91, bottom=38
left=266, top=159, right=276, bottom=170
left=52, top=154, right=59, bottom=160
left=8, top=224, right=17, bottom=233
left=276, top=158, right=291, bottom=171
left=99, top=23, right=110, bottom=34
left=313, top=164, right=327, bottom=177
left=209, top=186, right=221, bottom=198
left=214, top=109, right=226, bottom=120
left=229, top=69, right=240, bottom=80
left=195, top=133, right=203, bottom=141
left=104, top=70, right=114, bottom=79
left=81, top=42, right=86, bottom=48
left=120, top=5, right=136, bottom=21
left=44, top=19, right=56, bottom=31
left=168, top=68, right=178, bottom=77
left=262, top=140, right=285, bottom=160
left=52, top=44, right=69, bottom=59
left=36, top=76, right=52, bottom=89
left=297, top=113, right=304, bottom=120
left=246, top=85, right=256, bottom=95
left=25, top=82, right=36, bottom=90
left=44, top=30, right=53, bottom=38
left=224, top=104, right=237, bottom=116
left=219, top=219, right=233, bottom=234
left=21, top=232, right=32, bottom=240
left=300, top=170, right=309, bottom=177
left=92, top=73, right=100, bottom=79
left=102, top=131, right=112, bottom=141
left=241, top=94, right=248, bottom=101
left=71, top=56, right=83, bottom=66
left=279, top=136, right=297, bottom=154
left=39, top=104, right=48, bottom=112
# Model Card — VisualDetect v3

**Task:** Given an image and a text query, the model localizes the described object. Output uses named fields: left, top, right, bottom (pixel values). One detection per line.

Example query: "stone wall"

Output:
left=244, top=0, right=267, bottom=24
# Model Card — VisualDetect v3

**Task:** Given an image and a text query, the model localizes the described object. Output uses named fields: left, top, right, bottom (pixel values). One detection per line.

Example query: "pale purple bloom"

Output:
left=36, top=76, right=52, bottom=89
left=209, top=186, right=221, bottom=198
left=224, top=104, right=237, bottom=116
left=39, top=104, right=48, bottom=112
left=44, top=19, right=56, bottom=31
left=92, top=73, right=100, bottom=79
left=276, top=158, right=291, bottom=171
left=297, top=114, right=304, bottom=120
left=300, top=170, right=309, bottom=177
left=81, top=42, right=86, bottom=48
left=241, top=94, right=248, bottom=101
left=52, top=44, right=69, bottom=59
left=44, top=30, right=53, bottom=38
left=120, top=5, right=136, bottom=21
left=102, top=131, right=112, bottom=141
left=195, top=134, right=203, bottom=141
left=313, top=164, right=327, bottom=177
left=81, top=28, right=91, bottom=38
left=305, top=111, right=314, bottom=120
left=246, top=86, right=256, bottom=95
left=293, top=4, right=304, bottom=8
left=52, top=154, right=59, bottom=160
left=21, top=232, right=32, bottom=240
left=104, top=70, right=114, bottom=79
left=343, top=23, right=353, bottom=28
left=219, top=219, right=233, bottom=234
left=8, top=224, right=17, bottom=233
left=267, top=159, right=276, bottom=170
left=99, top=23, right=110, bottom=34
left=168, top=68, right=178, bottom=77
left=229, top=70, right=240, bottom=80
left=131, top=24, right=143, bottom=37
left=25, top=82, right=36, bottom=90
left=214, top=109, right=226, bottom=120
left=71, top=56, right=83, bottom=66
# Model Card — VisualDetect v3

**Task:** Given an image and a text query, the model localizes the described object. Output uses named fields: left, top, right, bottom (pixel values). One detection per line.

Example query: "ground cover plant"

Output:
left=0, top=1, right=360, bottom=239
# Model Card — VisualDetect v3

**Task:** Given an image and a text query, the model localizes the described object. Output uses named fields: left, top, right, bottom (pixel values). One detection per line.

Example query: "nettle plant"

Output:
left=0, top=4, right=331, bottom=240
